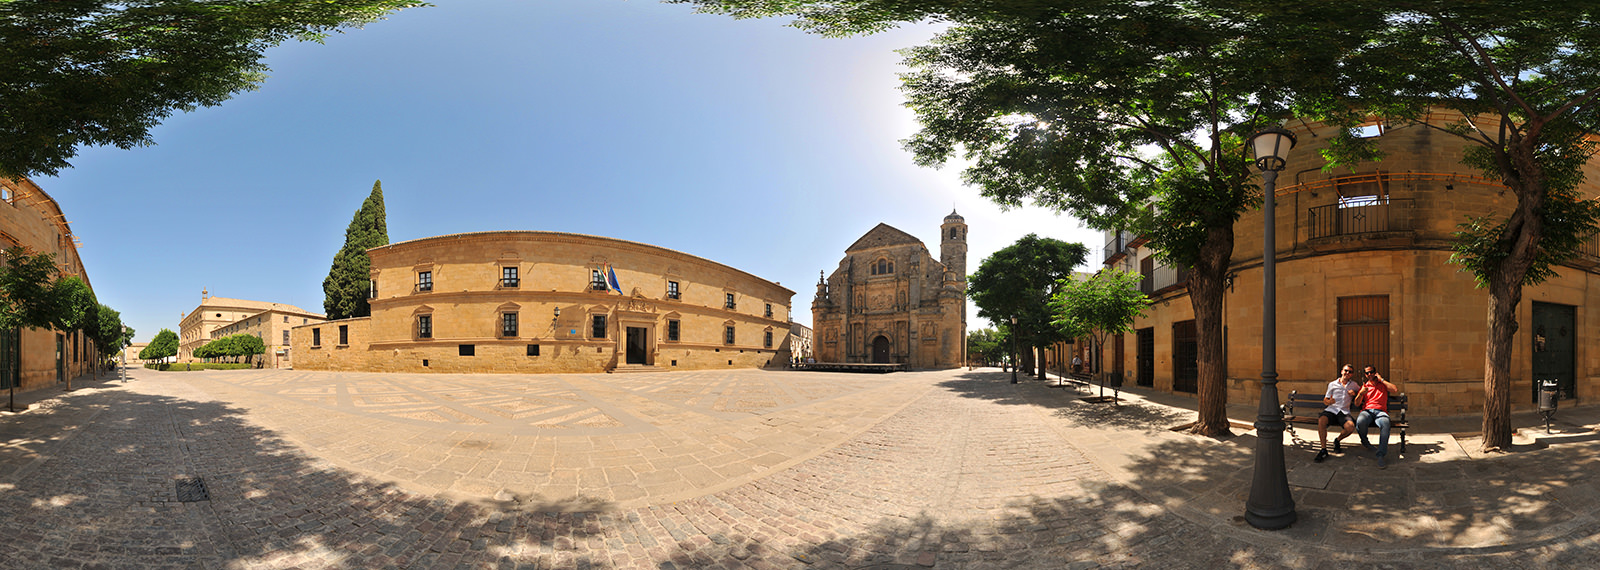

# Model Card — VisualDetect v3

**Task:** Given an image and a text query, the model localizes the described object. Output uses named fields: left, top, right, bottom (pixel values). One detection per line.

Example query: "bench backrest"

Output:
left=1285, top=391, right=1407, bottom=413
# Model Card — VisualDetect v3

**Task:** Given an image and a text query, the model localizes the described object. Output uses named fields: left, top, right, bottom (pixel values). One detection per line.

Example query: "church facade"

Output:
left=812, top=213, right=967, bottom=368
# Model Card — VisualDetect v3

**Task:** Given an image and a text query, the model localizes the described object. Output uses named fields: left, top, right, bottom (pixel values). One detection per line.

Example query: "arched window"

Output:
left=872, top=258, right=893, bottom=275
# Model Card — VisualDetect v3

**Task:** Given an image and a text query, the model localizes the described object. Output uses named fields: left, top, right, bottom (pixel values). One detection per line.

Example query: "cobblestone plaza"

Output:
left=3, top=367, right=1600, bottom=569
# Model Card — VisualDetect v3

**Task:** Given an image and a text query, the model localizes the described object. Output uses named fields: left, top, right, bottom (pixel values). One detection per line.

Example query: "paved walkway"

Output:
left=0, top=367, right=1598, bottom=568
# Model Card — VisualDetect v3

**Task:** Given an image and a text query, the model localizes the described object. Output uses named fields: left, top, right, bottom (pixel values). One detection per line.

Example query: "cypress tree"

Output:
left=323, top=181, right=389, bottom=320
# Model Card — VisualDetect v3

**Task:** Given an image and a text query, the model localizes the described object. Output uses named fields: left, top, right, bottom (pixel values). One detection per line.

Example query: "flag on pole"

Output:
left=606, top=263, right=622, bottom=294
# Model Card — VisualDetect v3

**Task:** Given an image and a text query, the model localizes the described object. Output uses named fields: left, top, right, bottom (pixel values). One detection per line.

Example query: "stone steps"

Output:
left=610, top=364, right=664, bottom=374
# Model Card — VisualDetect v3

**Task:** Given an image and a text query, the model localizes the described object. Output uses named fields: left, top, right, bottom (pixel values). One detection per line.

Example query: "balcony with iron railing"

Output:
left=1103, top=230, right=1137, bottom=265
left=1307, top=198, right=1416, bottom=240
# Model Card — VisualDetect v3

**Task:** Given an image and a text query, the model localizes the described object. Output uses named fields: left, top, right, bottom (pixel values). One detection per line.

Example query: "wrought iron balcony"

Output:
left=1307, top=198, right=1415, bottom=239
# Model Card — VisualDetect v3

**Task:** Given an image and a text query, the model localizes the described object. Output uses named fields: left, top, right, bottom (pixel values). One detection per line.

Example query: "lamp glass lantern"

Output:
left=1250, top=127, right=1296, bottom=172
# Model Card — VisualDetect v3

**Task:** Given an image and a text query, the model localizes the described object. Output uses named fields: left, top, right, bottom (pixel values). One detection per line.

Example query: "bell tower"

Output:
left=940, top=210, right=967, bottom=282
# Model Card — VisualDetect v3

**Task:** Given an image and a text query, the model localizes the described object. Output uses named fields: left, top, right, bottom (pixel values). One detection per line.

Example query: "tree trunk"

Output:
left=1189, top=224, right=1236, bottom=437
left=1481, top=276, right=1520, bottom=451
left=1036, top=346, right=1047, bottom=380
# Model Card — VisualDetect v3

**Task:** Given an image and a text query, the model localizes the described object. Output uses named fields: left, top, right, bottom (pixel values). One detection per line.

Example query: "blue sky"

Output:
left=42, top=1, right=1100, bottom=343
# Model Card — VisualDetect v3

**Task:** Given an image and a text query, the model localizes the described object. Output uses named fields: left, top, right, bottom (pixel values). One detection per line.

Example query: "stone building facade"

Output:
left=206, top=302, right=327, bottom=368
left=812, top=213, right=967, bottom=368
left=0, top=177, right=99, bottom=392
left=1101, top=113, right=1600, bottom=417
left=290, top=231, right=794, bottom=373
left=179, top=293, right=324, bottom=367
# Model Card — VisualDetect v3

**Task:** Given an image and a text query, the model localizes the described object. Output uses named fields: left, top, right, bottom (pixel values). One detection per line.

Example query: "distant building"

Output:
left=812, top=213, right=967, bottom=368
left=291, top=231, right=795, bottom=373
left=0, top=177, right=100, bottom=391
left=788, top=322, right=813, bottom=362
left=180, top=293, right=325, bottom=367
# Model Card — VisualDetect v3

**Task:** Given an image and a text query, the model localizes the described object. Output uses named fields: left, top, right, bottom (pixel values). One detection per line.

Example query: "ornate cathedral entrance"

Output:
left=871, top=336, right=891, bottom=363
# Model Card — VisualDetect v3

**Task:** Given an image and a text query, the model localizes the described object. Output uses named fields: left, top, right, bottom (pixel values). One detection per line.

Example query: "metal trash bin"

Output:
left=1539, top=379, right=1560, bottom=433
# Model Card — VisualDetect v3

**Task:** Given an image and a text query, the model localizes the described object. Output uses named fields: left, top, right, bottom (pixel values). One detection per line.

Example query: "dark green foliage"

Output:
left=1051, top=270, right=1149, bottom=343
left=0, top=0, right=423, bottom=178
left=146, top=362, right=250, bottom=371
left=323, top=180, right=389, bottom=320
left=140, top=328, right=179, bottom=362
left=95, top=304, right=132, bottom=356
left=50, top=276, right=98, bottom=339
left=0, top=247, right=60, bottom=331
left=965, top=327, right=1006, bottom=365
left=194, top=333, right=266, bottom=363
left=968, top=235, right=1087, bottom=356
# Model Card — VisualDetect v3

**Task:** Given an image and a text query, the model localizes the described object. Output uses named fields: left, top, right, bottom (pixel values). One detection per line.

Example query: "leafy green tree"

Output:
left=965, top=327, right=1005, bottom=367
left=968, top=235, right=1087, bottom=380
left=0, top=247, right=59, bottom=332
left=0, top=247, right=60, bottom=388
left=94, top=304, right=132, bottom=363
left=323, top=180, right=390, bottom=320
left=233, top=334, right=266, bottom=365
left=0, top=0, right=422, bottom=178
left=50, top=276, right=99, bottom=386
left=1313, top=1, right=1600, bottom=452
left=140, top=328, right=179, bottom=363
left=1051, top=270, right=1150, bottom=394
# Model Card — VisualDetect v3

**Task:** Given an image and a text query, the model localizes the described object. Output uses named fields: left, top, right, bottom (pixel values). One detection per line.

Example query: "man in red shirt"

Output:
left=1353, top=366, right=1400, bottom=468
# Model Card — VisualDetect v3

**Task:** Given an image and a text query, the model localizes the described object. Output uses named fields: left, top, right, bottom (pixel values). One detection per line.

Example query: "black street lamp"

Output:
left=1244, top=125, right=1297, bottom=530
left=1010, top=316, right=1019, bottom=384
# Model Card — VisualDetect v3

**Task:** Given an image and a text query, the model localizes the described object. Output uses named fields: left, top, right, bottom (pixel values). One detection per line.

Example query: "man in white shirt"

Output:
left=1315, top=365, right=1363, bottom=462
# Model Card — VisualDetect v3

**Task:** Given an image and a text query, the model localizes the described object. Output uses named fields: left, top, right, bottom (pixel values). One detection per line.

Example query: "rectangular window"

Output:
left=667, top=281, right=680, bottom=300
left=591, top=269, right=607, bottom=290
left=282, top=330, right=290, bottom=345
left=725, top=325, right=735, bottom=344
left=527, top=344, right=539, bottom=356
left=725, top=293, right=736, bottom=310
left=502, top=312, right=518, bottom=337
left=765, top=303, right=773, bottom=319
left=667, top=319, right=680, bottom=341
left=764, top=331, right=773, bottom=348
left=312, top=328, right=321, bottom=347
left=369, top=280, right=377, bottom=299
left=283, top=316, right=289, bottom=323
left=592, top=315, right=607, bottom=339
left=418, top=315, right=432, bottom=339
left=502, top=266, right=519, bottom=288
left=459, top=344, right=475, bottom=356
left=417, top=271, right=433, bottom=292
left=339, top=325, right=349, bottom=345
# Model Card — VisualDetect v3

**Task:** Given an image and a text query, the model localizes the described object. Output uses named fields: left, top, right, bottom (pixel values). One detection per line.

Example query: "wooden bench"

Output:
left=1281, top=390, right=1408, bottom=454
left=1058, top=371, right=1119, bottom=403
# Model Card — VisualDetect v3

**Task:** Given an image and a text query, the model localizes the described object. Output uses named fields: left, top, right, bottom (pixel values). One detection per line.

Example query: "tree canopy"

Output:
left=194, top=333, right=265, bottom=363
left=968, top=234, right=1086, bottom=377
left=140, top=328, right=179, bottom=362
left=0, top=0, right=422, bottom=178
left=323, top=180, right=389, bottom=320
left=0, top=247, right=60, bottom=332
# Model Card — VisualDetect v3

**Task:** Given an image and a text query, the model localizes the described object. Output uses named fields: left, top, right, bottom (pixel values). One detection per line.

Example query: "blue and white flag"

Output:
left=606, top=263, right=622, bottom=294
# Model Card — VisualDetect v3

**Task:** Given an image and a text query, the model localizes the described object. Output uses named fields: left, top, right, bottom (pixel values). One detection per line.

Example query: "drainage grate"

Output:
left=176, top=477, right=210, bottom=502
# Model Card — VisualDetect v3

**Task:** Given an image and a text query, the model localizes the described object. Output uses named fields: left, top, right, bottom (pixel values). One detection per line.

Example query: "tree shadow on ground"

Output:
left=1, top=371, right=1597, bottom=569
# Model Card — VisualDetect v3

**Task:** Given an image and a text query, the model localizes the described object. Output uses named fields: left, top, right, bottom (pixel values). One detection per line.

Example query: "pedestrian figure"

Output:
left=1314, top=365, right=1362, bottom=462
left=1354, top=366, right=1400, bottom=469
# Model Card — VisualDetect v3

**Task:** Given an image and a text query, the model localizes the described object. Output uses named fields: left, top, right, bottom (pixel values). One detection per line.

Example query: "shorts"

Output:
left=1319, top=410, right=1350, bottom=425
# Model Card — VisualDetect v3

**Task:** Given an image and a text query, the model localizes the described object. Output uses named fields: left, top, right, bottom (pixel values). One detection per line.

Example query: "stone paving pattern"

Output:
left=2, top=367, right=1600, bottom=568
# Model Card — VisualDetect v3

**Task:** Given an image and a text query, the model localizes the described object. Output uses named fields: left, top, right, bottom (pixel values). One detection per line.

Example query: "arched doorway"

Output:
left=871, top=335, right=891, bottom=363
